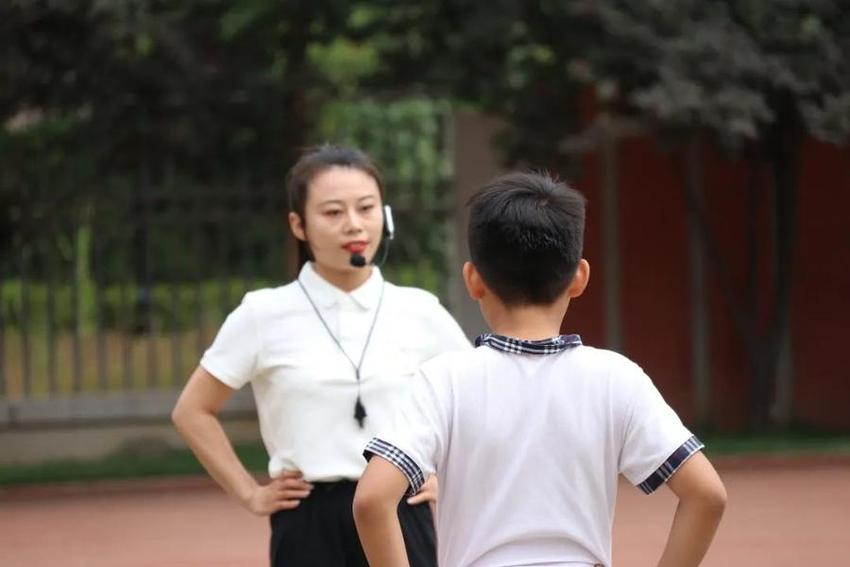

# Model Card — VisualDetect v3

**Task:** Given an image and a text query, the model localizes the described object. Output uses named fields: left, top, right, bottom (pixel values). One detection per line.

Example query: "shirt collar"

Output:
left=298, top=262, right=384, bottom=310
left=475, top=333, right=582, bottom=355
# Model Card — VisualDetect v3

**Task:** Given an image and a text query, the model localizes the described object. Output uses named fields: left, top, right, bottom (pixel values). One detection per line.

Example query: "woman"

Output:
left=172, top=144, right=470, bottom=566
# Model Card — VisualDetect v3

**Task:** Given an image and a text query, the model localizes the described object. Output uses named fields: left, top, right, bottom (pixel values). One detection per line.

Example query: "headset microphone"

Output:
left=349, top=253, right=367, bottom=267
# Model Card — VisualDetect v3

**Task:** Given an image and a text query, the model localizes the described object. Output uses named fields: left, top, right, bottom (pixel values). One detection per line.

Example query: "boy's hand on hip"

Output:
left=246, top=470, right=313, bottom=516
left=406, top=474, right=438, bottom=505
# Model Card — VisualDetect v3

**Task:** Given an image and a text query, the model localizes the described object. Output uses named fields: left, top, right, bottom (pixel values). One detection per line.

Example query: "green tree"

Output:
left=350, top=1, right=586, bottom=170
left=0, top=0, right=382, bottom=274
left=0, top=1, right=460, bottom=328
left=0, top=0, right=368, bottom=177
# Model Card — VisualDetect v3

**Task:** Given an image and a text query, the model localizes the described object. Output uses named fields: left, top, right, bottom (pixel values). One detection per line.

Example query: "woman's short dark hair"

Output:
left=467, top=172, right=586, bottom=306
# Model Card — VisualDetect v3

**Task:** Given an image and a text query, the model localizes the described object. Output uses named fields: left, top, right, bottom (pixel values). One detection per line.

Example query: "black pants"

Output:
left=269, top=480, right=436, bottom=567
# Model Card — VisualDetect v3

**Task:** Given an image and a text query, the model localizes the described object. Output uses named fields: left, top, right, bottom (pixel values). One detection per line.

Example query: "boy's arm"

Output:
left=353, top=456, right=412, bottom=567
left=656, top=451, right=727, bottom=567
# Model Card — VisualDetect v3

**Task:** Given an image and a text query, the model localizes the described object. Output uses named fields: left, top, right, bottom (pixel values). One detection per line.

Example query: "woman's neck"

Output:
left=311, top=262, right=373, bottom=292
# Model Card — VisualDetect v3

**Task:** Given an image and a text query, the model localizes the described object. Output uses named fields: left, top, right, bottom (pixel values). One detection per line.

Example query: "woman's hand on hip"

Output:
left=406, top=474, right=438, bottom=505
left=246, top=470, right=313, bottom=516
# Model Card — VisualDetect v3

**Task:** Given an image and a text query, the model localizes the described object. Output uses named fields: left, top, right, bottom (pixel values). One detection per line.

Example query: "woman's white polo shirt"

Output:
left=200, top=262, right=471, bottom=481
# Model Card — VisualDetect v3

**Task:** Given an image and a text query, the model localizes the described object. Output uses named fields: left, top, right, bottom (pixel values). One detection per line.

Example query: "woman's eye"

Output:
left=324, top=209, right=342, bottom=217
left=360, top=204, right=375, bottom=213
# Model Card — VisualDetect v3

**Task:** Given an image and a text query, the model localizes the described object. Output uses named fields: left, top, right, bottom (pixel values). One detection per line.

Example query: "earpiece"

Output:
left=383, top=205, right=395, bottom=241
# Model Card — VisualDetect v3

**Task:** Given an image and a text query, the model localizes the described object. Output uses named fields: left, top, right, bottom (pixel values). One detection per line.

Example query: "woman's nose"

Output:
left=344, top=209, right=364, bottom=232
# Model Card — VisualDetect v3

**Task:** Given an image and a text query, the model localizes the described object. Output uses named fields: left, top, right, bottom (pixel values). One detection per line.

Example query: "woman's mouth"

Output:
left=343, top=242, right=368, bottom=254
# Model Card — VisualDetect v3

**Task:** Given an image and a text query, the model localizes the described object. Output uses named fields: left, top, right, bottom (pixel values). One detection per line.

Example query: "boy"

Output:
left=353, top=172, right=726, bottom=567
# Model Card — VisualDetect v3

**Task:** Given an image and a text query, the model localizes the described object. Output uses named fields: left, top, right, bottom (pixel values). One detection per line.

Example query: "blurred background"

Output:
left=1, top=0, right=849, bottom=479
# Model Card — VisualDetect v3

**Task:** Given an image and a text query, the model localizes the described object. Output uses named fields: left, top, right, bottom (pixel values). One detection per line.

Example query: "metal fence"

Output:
left=0, top=165, right=454, bottom=429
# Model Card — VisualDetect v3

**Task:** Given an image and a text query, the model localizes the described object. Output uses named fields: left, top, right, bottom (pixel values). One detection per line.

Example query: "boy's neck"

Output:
left=484, top=301, right=570, bottom=341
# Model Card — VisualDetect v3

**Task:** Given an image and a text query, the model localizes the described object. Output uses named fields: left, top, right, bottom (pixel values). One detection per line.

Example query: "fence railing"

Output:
left=1, top=172, right=293, bottom=426
left=0, top=169, right=454, bottom=428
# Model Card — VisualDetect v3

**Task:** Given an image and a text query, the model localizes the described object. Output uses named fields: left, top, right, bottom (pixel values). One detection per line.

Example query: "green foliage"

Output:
left=318, top=97, right=454, bottom=297
left=0, top=0, right=387, bottom=181
left=0, top=0, right=420, bottom=297
left=355, top=0, right=850, bottom=160
left=573, top=0, right=850, bottom=148
left=318, top=98, right=452, bottom=207
left=309, top=38, right=380, bottom=96
left=355, top=1, right=586, bottom=170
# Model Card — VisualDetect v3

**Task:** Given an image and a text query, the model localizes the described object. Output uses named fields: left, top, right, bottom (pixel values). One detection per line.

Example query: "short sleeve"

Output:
left=618, top=369, right=703, bottom=494
left=199, top=295, right=261, bottom=389
left=364, top=370, right=447, bottom=496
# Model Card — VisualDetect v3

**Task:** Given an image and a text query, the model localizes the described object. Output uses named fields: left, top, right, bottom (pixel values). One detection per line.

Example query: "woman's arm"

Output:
left=405, top=474, right=438, bottom=520
left=172, top=366, right=312, bottom=515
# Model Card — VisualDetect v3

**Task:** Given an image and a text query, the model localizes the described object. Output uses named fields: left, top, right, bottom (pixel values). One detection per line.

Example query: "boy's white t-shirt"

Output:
left=200, top=262, right=471, bottom=481
left=366, top=334, right=702, bottom=567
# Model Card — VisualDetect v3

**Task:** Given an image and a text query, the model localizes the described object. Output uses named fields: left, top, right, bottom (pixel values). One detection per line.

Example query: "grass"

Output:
left=699, top=431, right=850, bottom=455
left=0, top=442, right=268, bottom=487
left=1, top=432, right=849, bottom=488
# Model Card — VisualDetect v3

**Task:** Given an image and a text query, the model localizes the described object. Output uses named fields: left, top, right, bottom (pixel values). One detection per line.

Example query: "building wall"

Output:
left=791, top=140, right=850, bottom=428
left=570, top=134, right=850, bottom=431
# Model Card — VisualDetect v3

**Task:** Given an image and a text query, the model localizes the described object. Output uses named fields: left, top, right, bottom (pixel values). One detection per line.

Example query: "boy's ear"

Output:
left=462, top=261, right=486, bottom=300
left=288, top=212, right=307, bottom=241
left=567, top=259, right=590, bottom=298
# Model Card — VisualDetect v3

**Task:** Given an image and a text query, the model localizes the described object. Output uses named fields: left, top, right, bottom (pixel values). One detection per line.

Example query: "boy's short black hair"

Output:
left=467, top=172, right=586, bottom=306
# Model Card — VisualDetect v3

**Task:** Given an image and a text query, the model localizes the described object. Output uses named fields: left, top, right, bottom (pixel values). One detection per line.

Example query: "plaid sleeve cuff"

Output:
left=638, top=435, right=705, bottom=495
left=364, top=438, right=426, bottom=497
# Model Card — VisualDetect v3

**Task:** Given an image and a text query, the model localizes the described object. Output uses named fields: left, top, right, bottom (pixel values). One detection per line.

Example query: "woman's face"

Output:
left=289, top=166, right=384, bottom=273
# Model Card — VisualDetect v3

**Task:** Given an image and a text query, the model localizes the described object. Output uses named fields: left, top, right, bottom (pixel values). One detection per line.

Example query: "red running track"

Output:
left=2, top=458, right=848, bottom=566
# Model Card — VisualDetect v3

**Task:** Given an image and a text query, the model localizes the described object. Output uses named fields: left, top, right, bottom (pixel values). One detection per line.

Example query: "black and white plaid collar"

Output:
left=475, top=333, right=582, bottom=355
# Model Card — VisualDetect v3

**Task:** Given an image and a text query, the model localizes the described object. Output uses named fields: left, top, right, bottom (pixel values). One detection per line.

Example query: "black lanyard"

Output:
left=297, top=278, right=385, bottom=428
